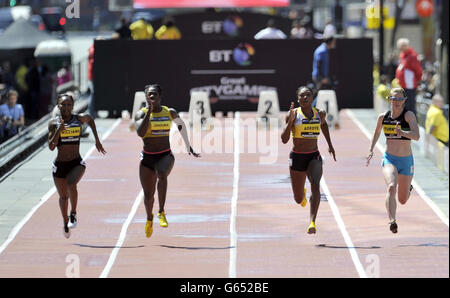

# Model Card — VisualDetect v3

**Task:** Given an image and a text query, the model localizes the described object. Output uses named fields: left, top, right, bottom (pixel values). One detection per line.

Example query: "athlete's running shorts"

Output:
left=52, top=157, right=86, bottom=178
left=140, top=149, right=174, bottom=172
left=381, top=152, right=414, bottom=176
left=289, top=150, right=322, bottom=172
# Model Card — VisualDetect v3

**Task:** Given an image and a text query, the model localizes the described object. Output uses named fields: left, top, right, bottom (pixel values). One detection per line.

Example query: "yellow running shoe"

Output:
left=307, top=221, right=316, bottom=234
left=145, top=220, right=153, bottom=238
left=158, top=212, right=169, bottom=228
left=300, top=187, right=307, bottom=207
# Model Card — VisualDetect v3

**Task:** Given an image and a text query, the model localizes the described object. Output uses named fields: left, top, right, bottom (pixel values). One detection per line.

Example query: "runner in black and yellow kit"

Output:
left=281, top=86, right=336, bottom=234
left=135, top=84, right=200, bottom=238
left=48, top=94, right=106, bottom=239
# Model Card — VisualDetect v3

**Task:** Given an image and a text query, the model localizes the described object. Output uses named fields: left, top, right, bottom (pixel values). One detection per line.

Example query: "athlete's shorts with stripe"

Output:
left=52, top=156, right=86, bottom=178
left=140, top=149, right=174, bottom=172
left=289, top=151, right=322, bottom=172
left=381, top=152, right=414, bottom=176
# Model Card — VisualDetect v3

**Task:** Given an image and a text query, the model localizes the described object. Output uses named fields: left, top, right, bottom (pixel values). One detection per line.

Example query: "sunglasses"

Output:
left=388, top=96, right=407, bottom=101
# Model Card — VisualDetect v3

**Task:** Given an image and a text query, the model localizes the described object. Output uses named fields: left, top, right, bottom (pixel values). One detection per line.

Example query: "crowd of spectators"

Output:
left=0, top=58, right=74, bottom=143
left=374, top=37, right=448, bottom=147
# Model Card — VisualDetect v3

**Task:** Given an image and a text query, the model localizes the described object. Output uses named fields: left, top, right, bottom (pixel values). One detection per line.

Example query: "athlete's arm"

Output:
left=396, top=111, right=420, bottom=141
left=319, top=110, right=336, bottom=161
left=366, top=113, right=384, bottom=166
left=170, top=109, right=200, bottom=157
left=136, top=108, right=151, bottom=138
left=281, top=102, right=296, bottom=144
left=78, top=114, right=106, bottom=154
left=48, top=117, right=64, bottom=151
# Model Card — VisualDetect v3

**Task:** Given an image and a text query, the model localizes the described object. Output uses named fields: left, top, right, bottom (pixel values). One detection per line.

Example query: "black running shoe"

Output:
left=389, top=220, right=398, bottom=234
left=68, top=212, right=77, bottom=229
left=63, top=224, right=71, bottom=239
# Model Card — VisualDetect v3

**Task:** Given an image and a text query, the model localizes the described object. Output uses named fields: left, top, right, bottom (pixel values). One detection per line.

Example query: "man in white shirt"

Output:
left=254, top=19, right=287, bottom=40
left=323, top=18, right=336, bottom=38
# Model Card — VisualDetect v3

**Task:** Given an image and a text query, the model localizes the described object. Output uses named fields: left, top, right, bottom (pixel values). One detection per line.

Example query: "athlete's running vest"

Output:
left=382, top=109, right=411, bottom=140
left=57, top=115, right=82, bottom=146
left=140, top=106, right=173, bottom=139
left=292, top=107, right=321, bottom=139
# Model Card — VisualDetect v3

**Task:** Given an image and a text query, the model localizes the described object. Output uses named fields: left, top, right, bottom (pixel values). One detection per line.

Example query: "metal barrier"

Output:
left=72, top=56, right=89, bottom=94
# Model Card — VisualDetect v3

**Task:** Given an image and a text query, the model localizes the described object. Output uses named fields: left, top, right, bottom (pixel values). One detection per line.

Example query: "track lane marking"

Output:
left=229, top=112, right=240, bottom=278
left=99, top=190, right=143, bottom=278
left=0, top=119, right=122, bottom=256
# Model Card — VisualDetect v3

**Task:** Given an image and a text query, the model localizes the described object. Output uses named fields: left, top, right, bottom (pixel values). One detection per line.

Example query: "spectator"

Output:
left=395, top=38, right=423, bottom=115
left=0, top=90, right=25, bottom=142
left=312, top=36, right=336, bottom=92
left=25, top=58, right=41, bottom=119
left=290, top=19, right=313, bottom=39
left=254, top=19, right=287, bottom=40
left=0, top=61, right=15, bottom=90
left=130, top=17, right=154, bottom=40
left=323, top=17, right=336, bottom=38
left=155, top=17, right=181, bottom=40
left=377, top=74, right=391, bottom=103
left=57, top=62, right=73, bottom=86
left=88, top=42, right=94, bottom=118
left=115, top=17, right=132, bottom=39
left=425, top=94, right=449, bottom=146
left=39, top=65, right=54, bottom=118
left=15, top=58, right=30, bottom=101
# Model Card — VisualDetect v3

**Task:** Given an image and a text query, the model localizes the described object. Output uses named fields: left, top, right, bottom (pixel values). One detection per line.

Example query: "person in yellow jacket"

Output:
left=426, top=94, right=449, bottom=146
left=129, top=18, right=154, bottom=40
left=155, top=17, right=181, bottom=40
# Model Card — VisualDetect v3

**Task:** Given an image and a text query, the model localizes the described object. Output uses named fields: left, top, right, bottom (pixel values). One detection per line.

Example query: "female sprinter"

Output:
left=48, top=93, right=106, bottom=238
left=134, top=84, right=200, bottom=238
left=281, top=86, right=336, bottom=234
left=366, top=87, right=419, bottom=233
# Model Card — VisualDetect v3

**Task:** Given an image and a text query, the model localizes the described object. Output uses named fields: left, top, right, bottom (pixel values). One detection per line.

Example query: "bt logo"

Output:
left=209, top=43, right=255, bottom=66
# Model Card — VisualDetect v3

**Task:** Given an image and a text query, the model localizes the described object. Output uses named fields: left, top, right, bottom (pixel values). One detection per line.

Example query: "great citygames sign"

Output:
left=134, top=0, right=289, bottom=8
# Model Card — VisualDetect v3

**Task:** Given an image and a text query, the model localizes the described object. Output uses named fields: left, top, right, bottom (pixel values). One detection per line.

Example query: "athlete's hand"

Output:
left=189, top=146, right=201, bottom=158
left=328, top=146, right=336, bottom=161
left=95, top=140, right=107, bottom=155
left=395, top=123, right=402, bottom=137
left=366, top=151, right=374, bottom=166
left=288, top=102, right=297, bottom=124
left=57, top=117, right=66, bottom=133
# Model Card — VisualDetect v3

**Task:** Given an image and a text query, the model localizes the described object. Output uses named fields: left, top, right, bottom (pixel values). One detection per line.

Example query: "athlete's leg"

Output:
left=54, top=177, right=70, bottom=225
left=155, top=154, right=175, bottom=213
left=289, top=169, right=307, bottom=205
left=397, top=174, right=413, bottom=205
left=140, top=164, right=158, bottom=221
left=382, top=164, right=398, bottom=222
left=306, top=159, right=323, bottom=224
left=66, top=165, right=85, bottom=214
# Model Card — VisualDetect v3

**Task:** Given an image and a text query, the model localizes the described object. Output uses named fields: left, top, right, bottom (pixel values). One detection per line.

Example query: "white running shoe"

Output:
left=68, top=212, right=77, bottom=229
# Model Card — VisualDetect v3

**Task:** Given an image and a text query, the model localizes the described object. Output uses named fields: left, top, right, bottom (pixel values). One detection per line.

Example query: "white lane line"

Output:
left=321, top=177, right=368, bottom=278
left=229, top=112, right=240, bottom=278
left=0, top=118, right=122, bottom=256
left=99, top=190, right=143, bottom=278
left=346, top=109, right=449, bottom=227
